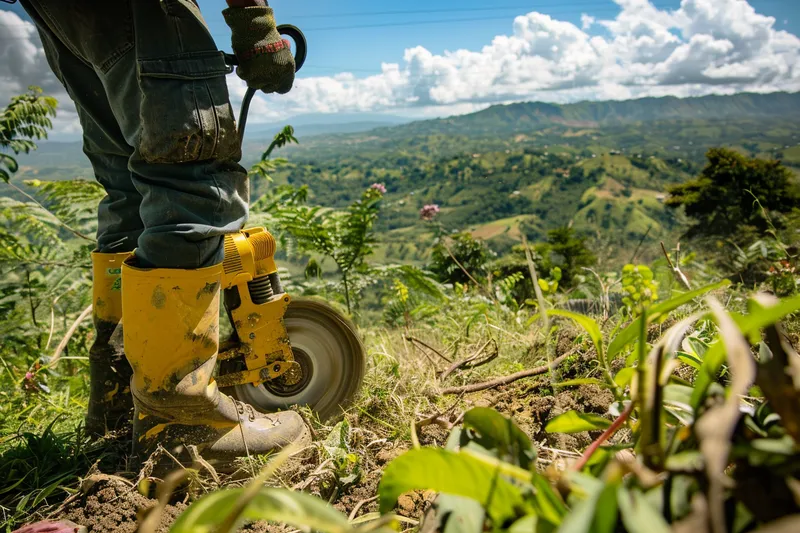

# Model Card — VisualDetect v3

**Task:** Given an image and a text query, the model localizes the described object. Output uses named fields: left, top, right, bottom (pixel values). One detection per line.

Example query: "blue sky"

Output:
left=2, top=0, right=799, bottom=131
left=193, top=0, right=799, bottom=79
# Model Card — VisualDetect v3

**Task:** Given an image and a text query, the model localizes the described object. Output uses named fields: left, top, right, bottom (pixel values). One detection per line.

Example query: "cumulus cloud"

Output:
left=244, top=0, right=799, bottom=122
left=2, top=0, right=798, bottom=134
left=0, top=10, right=78, bottom=136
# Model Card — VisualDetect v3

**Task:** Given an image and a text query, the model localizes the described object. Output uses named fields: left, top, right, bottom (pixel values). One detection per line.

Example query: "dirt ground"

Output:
left=36, top=373, right=614, bottom=533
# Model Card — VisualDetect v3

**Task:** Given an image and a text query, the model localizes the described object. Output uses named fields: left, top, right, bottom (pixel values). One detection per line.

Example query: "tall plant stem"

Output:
left=573, top=401, right=634, bottom=471
left=522, top=234, right=557, bottom=386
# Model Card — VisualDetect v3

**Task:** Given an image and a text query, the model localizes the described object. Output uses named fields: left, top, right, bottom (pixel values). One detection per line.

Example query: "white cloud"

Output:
left=0, top=11, right=78, bottom=136
left=2, top=0, right=799, bottom=134
left=238, top=0, right=799, bottom=123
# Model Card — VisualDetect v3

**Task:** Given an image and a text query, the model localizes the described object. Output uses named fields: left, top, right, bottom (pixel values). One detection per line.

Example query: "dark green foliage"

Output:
left=0, top=87, right=57, bottom=184
left=666, top=148, right=800, bottom=238
left=429, top=232, right=494, bottom=285
left=536, top=226, right=597, bottom=288
left=271, top=186, right=383, bottom=313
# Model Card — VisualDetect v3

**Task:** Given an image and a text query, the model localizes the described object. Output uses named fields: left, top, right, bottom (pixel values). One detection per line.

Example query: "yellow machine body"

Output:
left=216, top=227, right=299, bottom=388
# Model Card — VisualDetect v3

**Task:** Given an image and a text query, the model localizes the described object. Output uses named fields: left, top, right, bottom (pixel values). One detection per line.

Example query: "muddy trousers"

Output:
left=20, top=0, right=248, bottom=269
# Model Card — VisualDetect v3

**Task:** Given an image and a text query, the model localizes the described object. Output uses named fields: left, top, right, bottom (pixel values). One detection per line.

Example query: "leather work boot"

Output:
left=121, top=257, right=310, bottom=467
left=85, top=251, right=134, bottom=439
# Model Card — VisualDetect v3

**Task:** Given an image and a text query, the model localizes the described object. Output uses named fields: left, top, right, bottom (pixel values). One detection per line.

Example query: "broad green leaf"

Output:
left=558, top=479, right=618, bottom=533
left=462, top=407, right=536, bottom=469
left=663, top=384, right=694, bottom=406
left=750, top=436, right=796, bottom=455
left=608, top=280, right=729, bottom=359
left=548, top=309, right=604, bottom=361
left=532, top=473, right=567, bottom=527
left=676, top=351, right=702, bottom=370
left=508, top=515, right=538, bottom=533
left=437, top=494, right=486, bottom=533
left=692, top=293, right=800, bottom=409
left=556, top=378, right=604, bottom=388
left=378, top=448, right=526, bottom=524
left=617, top=486, right=670, bottom=533
left=614, top=368, right=635, bottom=388
left=545, top=411, right=611, bottom=434
left=648, top=280, right=730, bottom=319
left=170, top=487, right=352, bottom=533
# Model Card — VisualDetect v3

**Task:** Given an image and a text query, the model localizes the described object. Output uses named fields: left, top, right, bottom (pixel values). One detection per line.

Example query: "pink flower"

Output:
left=25, top=371, right=34, bottom=380
left=420, top=204, right=440, bottom=221
left=369, top=183, right=387, bottom=194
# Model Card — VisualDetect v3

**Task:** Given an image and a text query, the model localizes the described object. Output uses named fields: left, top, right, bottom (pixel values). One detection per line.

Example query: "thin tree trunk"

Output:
left=342, top=272, right=351, bottom=314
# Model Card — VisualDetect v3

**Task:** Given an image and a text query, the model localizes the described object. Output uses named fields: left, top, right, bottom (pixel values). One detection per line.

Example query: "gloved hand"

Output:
left=222, top=6, right=295, bottom=94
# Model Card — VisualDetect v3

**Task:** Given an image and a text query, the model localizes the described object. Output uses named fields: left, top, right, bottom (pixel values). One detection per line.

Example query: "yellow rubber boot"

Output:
left=86, top=251, right=134, bottom=438
left=121, top=258, right=310, bottom=466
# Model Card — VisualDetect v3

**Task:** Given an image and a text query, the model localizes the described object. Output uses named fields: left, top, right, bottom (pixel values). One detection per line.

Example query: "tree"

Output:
left=274, top=185, right=384, bottom=314
left=536, top=225, right=596, bottom=288
left=666, top=148, right=800, bottom=238
left=1, top=87, right=57, bottom=183
left=429, top=232, right=493, bottom=286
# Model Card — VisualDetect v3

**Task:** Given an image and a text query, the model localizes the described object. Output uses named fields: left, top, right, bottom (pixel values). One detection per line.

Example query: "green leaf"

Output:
left=436, top=494, right=486, bottom=533
left=677, top=351, right=702, bottom=370
left=378, top=448, right=526, bottom=524
left=608, top=280, right=729, bottom=359
left=558, top=479, right=618, bottom=533
left=613, top=368, right=635, bottom=388
left=531, top=473, right=567, bottom=527
left=545, top=411, right=611, bottom=434
left=692, top=293, right=800, bottom=409
left=548, top=309, right=604, bottom=361
left=170, top=487, right=353, bottom=533
left=462, top=407, right=536, bottom=469
left=617, top=486, right=670, bottom=533
left=508, top=515, right=538, bottom=533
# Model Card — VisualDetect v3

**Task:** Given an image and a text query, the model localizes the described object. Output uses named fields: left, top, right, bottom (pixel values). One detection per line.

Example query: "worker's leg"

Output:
left=115, top=0, right=250, bottom=269
left=18, top=0, right=140, bottom=437
left=21, top=0, right=307, bottom=464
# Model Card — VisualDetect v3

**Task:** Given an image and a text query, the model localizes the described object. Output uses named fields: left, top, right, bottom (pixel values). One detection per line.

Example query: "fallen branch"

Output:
left=405, top=335, right=453, bottom=363
left=439, top=339, right=498, bottom=381
left=440, top=352, right=571, bottom=395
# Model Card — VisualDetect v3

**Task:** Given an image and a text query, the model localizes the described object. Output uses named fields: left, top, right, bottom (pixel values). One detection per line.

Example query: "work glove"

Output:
left=222, top=6, right=295, bottom=94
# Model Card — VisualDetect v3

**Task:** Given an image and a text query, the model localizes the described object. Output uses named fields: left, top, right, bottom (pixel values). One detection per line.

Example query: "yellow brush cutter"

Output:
left=217, top=29, right=365, bottom=420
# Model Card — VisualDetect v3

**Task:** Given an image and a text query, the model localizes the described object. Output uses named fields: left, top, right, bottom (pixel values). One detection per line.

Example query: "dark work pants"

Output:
left=20, top=0, right=249, bottom=269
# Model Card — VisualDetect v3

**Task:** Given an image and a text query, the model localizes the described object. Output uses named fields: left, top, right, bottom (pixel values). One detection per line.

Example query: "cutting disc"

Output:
left=231, top=297, right=365, bottom=421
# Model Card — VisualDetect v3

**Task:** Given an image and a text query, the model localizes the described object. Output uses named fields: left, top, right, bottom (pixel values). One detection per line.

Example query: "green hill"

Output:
left=383, top=92, right=800, bottom=138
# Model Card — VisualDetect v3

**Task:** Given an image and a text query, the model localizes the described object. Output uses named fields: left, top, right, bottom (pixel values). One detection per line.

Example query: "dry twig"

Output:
left=440, top=352, right=571, bottom=395
left=348, top=495, right=379, bottom=521
left=48, top=304, right=92, bottom=369
left=439, top=339, right=498, bottom=381
left=661, top=241, right=692, bottom=290
left=404, top=335, right=453, bottom=363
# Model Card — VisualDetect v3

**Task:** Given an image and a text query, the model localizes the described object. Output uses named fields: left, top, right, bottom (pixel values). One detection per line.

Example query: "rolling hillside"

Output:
left=10, top=92, right=800, bottom=263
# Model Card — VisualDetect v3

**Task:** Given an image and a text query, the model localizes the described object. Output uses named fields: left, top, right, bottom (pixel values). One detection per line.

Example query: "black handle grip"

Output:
left=231, top=25, right=307, bottom=143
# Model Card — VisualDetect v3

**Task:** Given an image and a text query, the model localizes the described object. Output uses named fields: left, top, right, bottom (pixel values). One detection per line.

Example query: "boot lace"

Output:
left=235, top=400, right=257, bottom=422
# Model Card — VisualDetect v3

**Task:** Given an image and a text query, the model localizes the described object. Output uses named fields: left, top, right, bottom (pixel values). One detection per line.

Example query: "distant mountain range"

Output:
left=375, top=92, right=800, bottom=138
left=16, top=91, right=800, bottom=174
